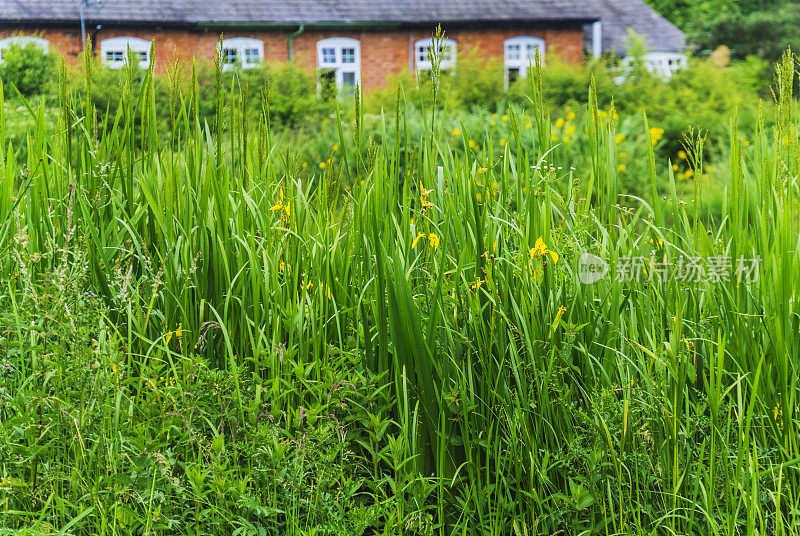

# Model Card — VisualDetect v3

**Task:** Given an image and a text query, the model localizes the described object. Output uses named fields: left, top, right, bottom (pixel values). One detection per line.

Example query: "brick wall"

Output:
left=0, top=24, right=585, bottom=91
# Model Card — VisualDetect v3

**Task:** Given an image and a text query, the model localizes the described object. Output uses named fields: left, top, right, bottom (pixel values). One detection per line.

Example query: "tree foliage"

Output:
left=692, top=2, right=800, bottom=62
left=645, top=0, right=796, bottom=62
left=0, top=41, right=55, bottom=96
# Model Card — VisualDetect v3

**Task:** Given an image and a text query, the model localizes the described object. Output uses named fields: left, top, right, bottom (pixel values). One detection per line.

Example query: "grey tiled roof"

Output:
left=583, top=0, right=686, bottom=53
left=0, top=1, right=600, bottom=25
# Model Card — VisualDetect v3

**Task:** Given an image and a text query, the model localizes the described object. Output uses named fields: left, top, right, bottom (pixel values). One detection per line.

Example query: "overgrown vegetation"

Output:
left=2, top=38, right=800, bottom=535
left=0, top=41, right=55, bottom=97
left=646, top=0, right=799, bottom=63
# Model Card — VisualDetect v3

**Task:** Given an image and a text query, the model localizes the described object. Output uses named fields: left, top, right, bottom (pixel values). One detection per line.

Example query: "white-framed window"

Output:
left=0, top=36, right=49, bottom=63
left=220, top=37, right=264, bottom=71
left=504, top=36, right=545, bottom=86
left=642, top=52, right=686, bottom=78
left=415, top=37, right=456, bottom=73
left=100, top=37, right=150, bottom=70
left=316, top=37, right=361, bottom=96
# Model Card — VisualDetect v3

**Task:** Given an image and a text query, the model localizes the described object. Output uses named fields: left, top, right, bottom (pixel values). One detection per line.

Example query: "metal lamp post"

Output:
left=80, top=0, right=106, bottom=50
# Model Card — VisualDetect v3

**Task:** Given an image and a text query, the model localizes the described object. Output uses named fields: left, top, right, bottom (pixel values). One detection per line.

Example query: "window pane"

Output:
left=342, top=71, right=356, bottom=95
left=506, top=44, right=520, bottom=60
left=441, top=44, right=453, bottom=62
left=525, top=44, right=539, bottom=59
left=224, top=48, right=237, bottom=64
left=417, top=46, right=429, bottom=62
left=245, top=48, right=260, bottom=64
left=507, top=67, right=520, bottom=84
left=138, top=51, right=147, bottom=62
left=322, top=48, right=336, bottom=64
left=341, top=47, right=355, bottom=64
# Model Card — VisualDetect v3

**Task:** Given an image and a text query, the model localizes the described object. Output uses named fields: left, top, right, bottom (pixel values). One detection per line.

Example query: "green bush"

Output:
left=0, top=41, right=56, bottom=97
left=369, top=52, right=505, bottom=113
left=75, top=59, right=334, bottom=135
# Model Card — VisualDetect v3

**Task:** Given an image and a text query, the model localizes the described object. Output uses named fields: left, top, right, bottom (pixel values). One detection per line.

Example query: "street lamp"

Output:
left=80, top=0, right=106, bottom=50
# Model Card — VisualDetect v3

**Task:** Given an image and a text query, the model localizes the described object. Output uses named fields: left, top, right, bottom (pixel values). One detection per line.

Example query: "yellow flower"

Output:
left=165, top=323, right=183, bottom=346
left=567, top=111, right=576, bottom=120
left=677, top=150, right=686, bottom=160
left=279, top=261, right=286, bottom=272
left=452, top=128, right=461, bottom=136
left=550, top=305, right=568, bottom=336
left=319, top=281, right=332, bottom=300
left=332, top=145, right=339, bottom=152
left=565, top=125, right=576, bottom=135
left=500, top=138, right=507, bottom=146
left=555, top=117, right=565, bottom=128
left=412, top=232, right=439, bottom=249
left=649, top=127, right=664, bottom=144
left=618, top=164, right=626, bottom=172
left=619, top=152, right=627, bottom=158
left=419, top=181, right=433, bottom=197
left=469, top=139, right=477, bottom=149
left=685, top=168, right=694, bottom=178
left=269, top=187, right=285, bottom=210
left=744, top=140, right=751, bottom=146
left=319, top=162, right=327, bottom=169
left=501, top=114, right=509, bottom=122
left=563, top=136, right=571, bottom=143
left=551, top=134, right=559, bottom=142
left=492, top=113, right=498, bottom=118
left=529, top=236, right=559, bottom=263
left=524, top=121, right=532, bottom=128
left=302, top=162, right=308, bottom=169
left=672, top=164, right=679, bottom=171
left=269, top=187, right=292, bottom=217
left=615, top=133, right=626, bottom=144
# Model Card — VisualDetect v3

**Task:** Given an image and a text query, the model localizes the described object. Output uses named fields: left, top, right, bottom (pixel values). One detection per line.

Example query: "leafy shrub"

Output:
left=508, top=54, right=618, bottom=111
left=0, top=41, right=56, bottom=97
left=369, top=52, right=505, bottom=113
left=692, top=2, right=800, bottom=62
left=73, top=59, right=334, bottom=136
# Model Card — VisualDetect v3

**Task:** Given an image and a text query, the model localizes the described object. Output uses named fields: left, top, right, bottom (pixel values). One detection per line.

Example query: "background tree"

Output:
left=644, top=0, right=796, bottom=63
left=0, top=41, right=56, bottom=97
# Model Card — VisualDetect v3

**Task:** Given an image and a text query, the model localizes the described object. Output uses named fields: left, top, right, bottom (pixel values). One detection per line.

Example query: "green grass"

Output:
left=1, top=47, right=800, bottom=535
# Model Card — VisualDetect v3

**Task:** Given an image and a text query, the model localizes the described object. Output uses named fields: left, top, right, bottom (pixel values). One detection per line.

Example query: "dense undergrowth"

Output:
left=2, top=41, right=800, bottom=536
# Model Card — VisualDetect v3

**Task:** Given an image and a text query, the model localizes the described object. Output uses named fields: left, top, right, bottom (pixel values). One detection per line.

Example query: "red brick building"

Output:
left=0, top=1, right=685, bottom=91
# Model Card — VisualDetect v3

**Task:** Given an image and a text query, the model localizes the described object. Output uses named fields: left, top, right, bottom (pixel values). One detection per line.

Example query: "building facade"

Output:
left=0, top=0, right=686, bottom=91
